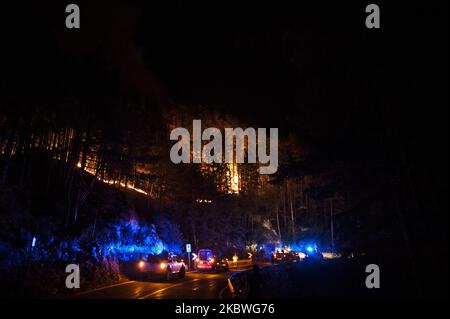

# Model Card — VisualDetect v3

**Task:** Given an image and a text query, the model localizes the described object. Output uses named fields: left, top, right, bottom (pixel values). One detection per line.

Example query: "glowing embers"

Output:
left=75, top=162, right=148, bottom=196
left=196, top=199, right=212, bottom=203
left=226, top=162, right=240, bottom=194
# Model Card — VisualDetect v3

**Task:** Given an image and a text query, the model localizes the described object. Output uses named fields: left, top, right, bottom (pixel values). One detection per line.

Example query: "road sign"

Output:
left=186, top=244, right=192, bottom=271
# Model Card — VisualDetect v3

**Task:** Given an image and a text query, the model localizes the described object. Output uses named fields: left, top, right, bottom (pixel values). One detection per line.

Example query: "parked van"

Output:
left=196, top=249, right=229, bottom=272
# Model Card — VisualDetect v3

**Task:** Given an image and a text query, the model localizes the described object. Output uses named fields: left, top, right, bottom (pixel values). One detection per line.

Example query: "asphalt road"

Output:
left=69, top=265, right=259, bottom=299
left=67, top=258, right=420, bottom=299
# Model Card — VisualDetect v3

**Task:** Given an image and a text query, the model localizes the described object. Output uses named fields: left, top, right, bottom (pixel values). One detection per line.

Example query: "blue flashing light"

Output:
left=31, top=236, right=37, bottom=248
left=306, top=246, right=314, bottom=253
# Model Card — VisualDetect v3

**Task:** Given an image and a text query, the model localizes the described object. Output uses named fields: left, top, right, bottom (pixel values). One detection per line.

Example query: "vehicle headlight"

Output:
left=138, top=261, right=144, bottom=269
left=160, top=262, right=166, bottom=269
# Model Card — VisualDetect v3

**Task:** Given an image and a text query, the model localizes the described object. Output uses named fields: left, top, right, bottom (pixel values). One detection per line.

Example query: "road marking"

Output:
left=68, top=280, right=136, bottom=297
left=138, top=279, right=200, bottom=299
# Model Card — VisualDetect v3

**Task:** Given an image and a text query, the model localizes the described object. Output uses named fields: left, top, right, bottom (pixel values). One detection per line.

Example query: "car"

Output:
left=285, top=251, right=301, bottom=262
left=271, top=251, right=286, bottom=264
left=136, top=253, right=185, bottom=281
left=213, top=256, right=229, bottom=272
left=271, top=250, right=301, bottom=263
left=196, top=249, right=214, bottom=271
left=196, top=249, right=229, bottom=272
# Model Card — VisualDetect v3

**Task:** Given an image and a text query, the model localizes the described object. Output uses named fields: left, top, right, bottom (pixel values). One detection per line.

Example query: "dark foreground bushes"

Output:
left=231, top=255, right=418, bottom=299
left=0, top=257, right=122, bottom=298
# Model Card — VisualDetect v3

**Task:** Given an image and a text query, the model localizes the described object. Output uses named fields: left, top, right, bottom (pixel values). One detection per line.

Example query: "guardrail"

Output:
left=227, top=259, right=253, bottom=269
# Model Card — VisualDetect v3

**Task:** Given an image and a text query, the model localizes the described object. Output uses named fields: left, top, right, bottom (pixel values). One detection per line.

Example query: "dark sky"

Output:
left=1, top=1, right=448, bottom=160
left=0, top=2, right=447, bottom=297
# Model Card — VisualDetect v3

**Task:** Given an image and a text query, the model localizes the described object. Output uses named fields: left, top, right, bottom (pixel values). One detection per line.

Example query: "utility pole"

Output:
left=330, top=198, right=334, bottom=253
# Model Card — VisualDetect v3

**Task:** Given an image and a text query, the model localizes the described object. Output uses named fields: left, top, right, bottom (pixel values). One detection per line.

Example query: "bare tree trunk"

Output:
left=1, top=126, right=17, bottom=185
left=19, top=125, right=32, bottom=187
left=81, top=106, right=93, bottom=171
left=392, top=179, right=422, bottom=296
left=74, top=146, right=103, bottom=223
left=288, top=180, right=296, bottom=242
left=276, top=205, right=282, bottom=243
left=65, top=197, right=72, bottom=228
left=0, top=135, right=5, bottom=154
left=92, top=209, right=99, bottom=237
left=282, top=182, right=287, bottom=232
left=64, top=130, right=81, bottom=189
left=329, top=198, right=334, bottom=252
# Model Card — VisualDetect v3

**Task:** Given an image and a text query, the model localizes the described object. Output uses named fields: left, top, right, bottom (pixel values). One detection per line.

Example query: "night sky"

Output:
left=0, top=0, right=448, bottom=300
left=1, top=1, right=446, bottom=139
left=0, top=2, right=445, bottom=195
left=0, top=1, right=447, bottom=176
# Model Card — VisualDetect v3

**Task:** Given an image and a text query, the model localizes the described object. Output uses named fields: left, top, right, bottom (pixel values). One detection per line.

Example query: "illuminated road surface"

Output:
left=69, top=266, right=259, bottom=299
